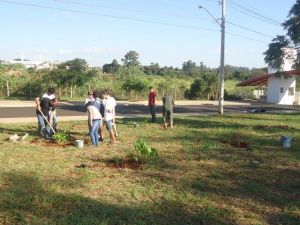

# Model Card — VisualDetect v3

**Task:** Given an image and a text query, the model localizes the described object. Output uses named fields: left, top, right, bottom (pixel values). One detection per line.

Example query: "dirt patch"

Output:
left=221, top=141, right=250, bottom=149
left=255, top=125, right=295, bottom=130
left=105, top=158, right=142, bottom=170
left=74, top=158, right=142, bottom=170
left=71, top=124, right=89, bottom=131
left=30, top=138, right=40, bottom=144
left=43, top=141, right=74, bottom=148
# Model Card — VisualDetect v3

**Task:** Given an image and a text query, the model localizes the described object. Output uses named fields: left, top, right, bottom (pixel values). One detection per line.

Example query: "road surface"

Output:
left=1, top=102, right=299, bottom=119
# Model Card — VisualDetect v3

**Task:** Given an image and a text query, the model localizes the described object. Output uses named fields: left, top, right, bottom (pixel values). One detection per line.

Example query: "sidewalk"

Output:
left=0, top=100, right=251, bottom=107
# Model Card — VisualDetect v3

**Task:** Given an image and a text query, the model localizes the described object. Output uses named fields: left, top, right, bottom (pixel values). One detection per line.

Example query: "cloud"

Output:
left=58, top=49, right=72, bottom=55
left=81, top=47, right=115, bottom=54
left=63, top=11, right=72, bottom=17
left=33, top=48, right=48, bottom=54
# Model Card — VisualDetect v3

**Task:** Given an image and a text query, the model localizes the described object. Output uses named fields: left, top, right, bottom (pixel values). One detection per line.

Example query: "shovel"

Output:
left=38, top=109, right=56, bottom=134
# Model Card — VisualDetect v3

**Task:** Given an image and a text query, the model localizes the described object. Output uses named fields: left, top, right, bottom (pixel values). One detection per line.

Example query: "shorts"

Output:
left=106, top=119, right=114, bottom=131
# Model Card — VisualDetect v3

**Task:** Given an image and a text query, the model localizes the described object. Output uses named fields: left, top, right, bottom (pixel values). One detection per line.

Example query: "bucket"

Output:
left=281, top=136, right=292, bottom=148
left=75, top=140, right=84, bottom=148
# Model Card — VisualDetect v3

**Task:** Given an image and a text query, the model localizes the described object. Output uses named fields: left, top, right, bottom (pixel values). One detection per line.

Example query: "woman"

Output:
left=86, top=101, right=102, bottom=146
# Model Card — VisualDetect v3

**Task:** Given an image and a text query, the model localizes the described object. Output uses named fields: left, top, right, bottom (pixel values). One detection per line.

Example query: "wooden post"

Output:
left=6, top=80, right=10, bottom=97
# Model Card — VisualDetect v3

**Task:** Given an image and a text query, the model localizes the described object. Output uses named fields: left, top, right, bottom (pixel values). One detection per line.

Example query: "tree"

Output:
left=52, top=58, right=91, bottom=98
left=62, top=58, right=88, bottom=73
left=264, top=0, right=300, bottom=69
left=185, top=79, right=207, bottom=99
left=122, top=77, right=149, bottom=99
left=103, top=59, right=120, bottom=74
left=122, top=51, right=140, bottom=66
left=182, top=60, right=198, bottom=76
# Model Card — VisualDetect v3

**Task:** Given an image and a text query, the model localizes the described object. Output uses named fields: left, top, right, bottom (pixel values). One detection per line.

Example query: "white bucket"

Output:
left=75, top=140, right=84, bottom=148
left=281, top=136, right=292, bottom=148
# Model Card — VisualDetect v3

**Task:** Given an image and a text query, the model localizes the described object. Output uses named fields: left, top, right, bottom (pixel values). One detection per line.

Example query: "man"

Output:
left=103, top=89, right=117, bottom=144
left=35, top=87, right=57, bottom=139
left=162, top=94, right=175, bottom=128
left=92, top=90, right=104, bottom=142
left=148, top=87, right=157, bottom=123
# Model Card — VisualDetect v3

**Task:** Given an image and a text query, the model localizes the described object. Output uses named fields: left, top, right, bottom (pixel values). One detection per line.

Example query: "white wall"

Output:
left=267, top=76, right=296, bottom=105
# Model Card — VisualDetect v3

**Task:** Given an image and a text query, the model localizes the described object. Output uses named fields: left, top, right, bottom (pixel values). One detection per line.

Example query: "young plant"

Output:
left=52, top=131, right=70, bottom=143
left=134, top=138, right=158, bottom=162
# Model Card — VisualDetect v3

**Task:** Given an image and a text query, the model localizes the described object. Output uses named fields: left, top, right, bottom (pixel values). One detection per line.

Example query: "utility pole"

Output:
left=219, top=0, right=226, bottom=115
left=199, top=0, right=226, bottom=115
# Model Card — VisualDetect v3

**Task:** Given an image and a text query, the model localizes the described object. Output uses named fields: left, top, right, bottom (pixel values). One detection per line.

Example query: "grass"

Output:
left=0, top=114, right=299, bottom=225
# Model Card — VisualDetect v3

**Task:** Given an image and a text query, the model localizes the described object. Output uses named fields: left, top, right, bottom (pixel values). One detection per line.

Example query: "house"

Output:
left=237, top=48, right=300, bottom=105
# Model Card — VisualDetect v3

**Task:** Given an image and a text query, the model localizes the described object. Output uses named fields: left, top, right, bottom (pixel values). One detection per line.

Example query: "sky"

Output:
left=0, top=0, right=296, bottom=68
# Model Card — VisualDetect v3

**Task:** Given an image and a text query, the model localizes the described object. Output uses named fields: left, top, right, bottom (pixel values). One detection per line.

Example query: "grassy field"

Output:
left=0, top=114, right=299, bottom=225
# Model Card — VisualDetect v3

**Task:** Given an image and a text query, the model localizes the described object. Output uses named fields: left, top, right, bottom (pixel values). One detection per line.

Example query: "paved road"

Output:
left=1, top=102, right=300, bottom=118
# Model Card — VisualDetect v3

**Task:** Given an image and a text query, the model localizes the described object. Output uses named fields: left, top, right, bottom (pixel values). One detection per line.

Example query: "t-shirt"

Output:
left=104, top=96, right=116, bottom=121
left=93, top=98, right=105, bottom=117
left=162, top=95, right=174, bottom=111
left=37, top=93, right=56, bottom=116
left=87, top=105, right=102, bottom=120
left=148, top=92, right=156, bottom=106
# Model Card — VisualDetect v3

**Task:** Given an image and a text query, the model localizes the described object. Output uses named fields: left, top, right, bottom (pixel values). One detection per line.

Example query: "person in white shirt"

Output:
left=103, top=89, right=117, bottom=144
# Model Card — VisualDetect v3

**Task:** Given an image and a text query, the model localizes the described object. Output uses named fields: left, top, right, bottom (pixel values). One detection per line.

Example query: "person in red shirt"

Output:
left=148, top=87, right=157, bottom=123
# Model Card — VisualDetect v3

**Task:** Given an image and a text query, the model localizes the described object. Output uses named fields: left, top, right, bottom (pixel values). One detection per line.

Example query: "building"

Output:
left=2, top=53, right=60, bottom=70
left=237, top=48, right=300, bottom=105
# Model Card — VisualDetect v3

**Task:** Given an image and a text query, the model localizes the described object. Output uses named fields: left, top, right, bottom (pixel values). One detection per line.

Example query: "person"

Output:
left=35, top=87, right=57, bottom=139
left=85, top=90, right=94, bottom=105
left=162, top=94, right=175, bottom=128
left=148, top=86, right=157, bottom=123
left=102, top=89, right=117, bottom=144
left=86, top=100, right=102, bottom=146
left=92, top=90, right=104, bottom=142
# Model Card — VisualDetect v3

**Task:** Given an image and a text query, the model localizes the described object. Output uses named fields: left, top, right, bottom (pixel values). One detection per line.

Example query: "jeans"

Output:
left=89, top=119, right=101, bottom=146
left=37, top=113, right=52, bottom=139
left=149, top=105, right=156, bottom=122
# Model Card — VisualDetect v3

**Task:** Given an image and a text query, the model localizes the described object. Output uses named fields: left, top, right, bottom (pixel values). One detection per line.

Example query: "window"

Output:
left=280, top=87, right=284, bottom=93
left=288, top=87, right=295, bottom=96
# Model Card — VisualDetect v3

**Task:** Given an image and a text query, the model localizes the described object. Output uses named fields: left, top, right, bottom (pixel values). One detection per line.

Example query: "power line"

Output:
left=228, top=0, right=281, bottom=25
left=231, top=0, right=280, bottom=22
left=53, top=0, right=207, bottom=19
left=0, top=0, right=269, bottom=45
left=226, top=21, right=275, bottom=39
left=226, top=31, right=269, bottom=44
left=60, top=0, right=274, bottom=40
left=227, top=0, right=281, bottom=26
left=0, top=0, right=218, bottom=32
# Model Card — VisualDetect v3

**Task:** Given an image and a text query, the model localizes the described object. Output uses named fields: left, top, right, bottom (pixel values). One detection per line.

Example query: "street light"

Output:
left=199, top=1, right=226, bottom=115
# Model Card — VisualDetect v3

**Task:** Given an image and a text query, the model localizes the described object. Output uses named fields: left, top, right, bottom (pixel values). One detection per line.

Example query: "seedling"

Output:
left=52, top=131, right=70, bottom=143
left=134, top=138, right=158, bottom=162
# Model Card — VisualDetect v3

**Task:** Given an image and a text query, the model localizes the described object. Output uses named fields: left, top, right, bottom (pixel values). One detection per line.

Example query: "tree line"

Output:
left=0, top=50, right=265, bottom=100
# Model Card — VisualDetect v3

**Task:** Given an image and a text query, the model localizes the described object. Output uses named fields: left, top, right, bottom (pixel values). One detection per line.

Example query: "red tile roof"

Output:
left=236, top=70, right=300, bottom=86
